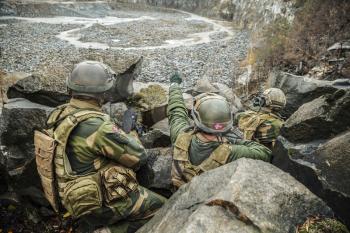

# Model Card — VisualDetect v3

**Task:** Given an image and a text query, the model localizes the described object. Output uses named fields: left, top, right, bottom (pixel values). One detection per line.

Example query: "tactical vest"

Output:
left=35, top=105, right=138, bottom=217
left=172, top=130, right=232, bottom=188
left=237, top=110, right=282, bottom=141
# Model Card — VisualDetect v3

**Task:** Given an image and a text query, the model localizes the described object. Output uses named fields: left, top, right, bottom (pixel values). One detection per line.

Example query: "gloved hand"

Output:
left=122, top=108, right=138, bottom=134
left=170, top=72, right=182, bottom=84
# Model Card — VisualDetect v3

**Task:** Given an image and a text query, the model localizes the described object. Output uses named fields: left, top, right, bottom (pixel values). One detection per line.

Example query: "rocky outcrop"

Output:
left=137, top=147, right=173, bottom=197
left=281, top=89, right=350, bottom=143
left=7, top=57, right=142, bottom=107
left=273, top=89, right=350, bottom=227
left=188, top=78, right=244, bottom=113
left=0, top=98, right=53, bottom=191
left=268, top=72, right=350, bottom=117
left=137, top=158, right=333, bottom=233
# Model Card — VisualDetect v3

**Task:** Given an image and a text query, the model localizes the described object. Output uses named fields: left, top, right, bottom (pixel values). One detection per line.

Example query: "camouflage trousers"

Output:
left=77, top=186, right=166, bottom=233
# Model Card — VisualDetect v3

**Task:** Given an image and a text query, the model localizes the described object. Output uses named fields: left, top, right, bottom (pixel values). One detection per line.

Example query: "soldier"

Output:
left=234, top=88, right=286, bottom=150
left=167, top=73, right=272, bottom=189
left=35, top=61, right=166, bottom=233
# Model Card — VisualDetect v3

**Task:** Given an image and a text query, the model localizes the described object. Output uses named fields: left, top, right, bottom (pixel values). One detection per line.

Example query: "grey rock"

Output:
left=273, top=132, right=350, bottom=228
left=140, top=119, right=171, bottom=149
left=140, top=129, right=171, bottom=149
left=281, top=89, right=350, bottom=143
left=137, top=158, right=332, bottom=233
left=7, top=58, right=143, bottom=107
left=268, top=71, right=350, bottom=117
left=102, top=102, right=128, bottom=123
left=193, top=78, right=219, bottom=94
left=213, top=82, right=244, bottom=113
left=0, top=98, right=53, bottom=190
left=151, top=118, right=170, bottom=136
left=137, top=147, right=173, bottom=196
left=189, top=79, right=244, bottom=113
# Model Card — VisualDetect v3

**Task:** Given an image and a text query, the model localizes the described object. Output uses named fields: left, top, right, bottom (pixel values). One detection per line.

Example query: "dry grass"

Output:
left=256, top=0, right=350, bottom=76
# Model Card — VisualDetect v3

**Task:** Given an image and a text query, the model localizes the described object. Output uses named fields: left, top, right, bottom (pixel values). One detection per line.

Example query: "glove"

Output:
left=170, top=72, right=182, bottom=84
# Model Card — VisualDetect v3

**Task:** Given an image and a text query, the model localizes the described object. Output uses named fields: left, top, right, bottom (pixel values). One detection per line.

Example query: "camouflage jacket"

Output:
left=234, top=109, right=284, bottom=150
left=58, top=98, right=147, bottom=175
left=167, top=84, right=271, bottom=187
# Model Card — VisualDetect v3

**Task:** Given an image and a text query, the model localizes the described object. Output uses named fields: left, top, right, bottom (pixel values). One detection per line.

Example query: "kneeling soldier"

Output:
left=234, top=88, right=286, bottom=150
left=35, top=61, right=166, bottom=233
left=167, top=73, right=271, bottom=189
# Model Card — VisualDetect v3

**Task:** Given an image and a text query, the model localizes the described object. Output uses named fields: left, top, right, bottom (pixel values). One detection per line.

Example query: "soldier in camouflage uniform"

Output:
left=167, top=73, right=272, bottom=189
left=234, top=88, right=286, bottom=150
left=41, top=61, right=166, bottom=233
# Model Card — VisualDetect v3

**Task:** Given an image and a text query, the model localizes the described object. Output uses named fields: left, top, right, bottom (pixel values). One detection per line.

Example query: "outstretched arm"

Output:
left=167, top=73, right=191, bottom=144
left=228, top=140, right=272, bottom=162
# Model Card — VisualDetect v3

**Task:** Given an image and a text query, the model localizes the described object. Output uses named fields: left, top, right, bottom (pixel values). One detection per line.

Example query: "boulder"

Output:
left=7, top=57, right=143, bottom=107
left=268, top=71, right=350, bottom=117
left=273, top=132, right=350, bottom=228
left=137, top=147, right=173, bottom=197
left=190, top=78, right=244, bottom=113
left=137, top=158, right=333, bottom=233
left=281, top=89, right=350, bottom=143
left=213, top=82, right=244, bottom=113
left=0, top=98, right=53, bottom=190
left=140, top=119, right=171, bottom=149
left=139, top=130, right=171, bottom=149
left=101, top=102, right=128, bottom=123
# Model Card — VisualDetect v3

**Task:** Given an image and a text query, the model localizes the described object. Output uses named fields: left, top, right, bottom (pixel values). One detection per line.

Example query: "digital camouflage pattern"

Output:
left=46, top=98, right=166, bottom=233
left=234, top=109, right=284, bottom=150
left=167, top=84, right=271, bottom=188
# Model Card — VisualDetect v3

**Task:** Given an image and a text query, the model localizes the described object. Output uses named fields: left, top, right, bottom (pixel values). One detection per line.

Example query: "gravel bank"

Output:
left=0, top=1, right=249, bottom=90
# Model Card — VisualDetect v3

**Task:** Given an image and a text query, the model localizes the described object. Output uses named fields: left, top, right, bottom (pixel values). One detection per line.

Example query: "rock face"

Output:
left=128, top=0, right=294, bottom=28
left=0, top=98, right=53, bottom=190
left=268, top=72, right=350, bottom=117
left=137, top=158, right=333, bottom=233
left=273, top=90, right=350, bottom=227
left=7, top=57, right=143, bottom=107
left=281, top=89, right=350, bottom=143
left=189, top=79, right=244, bottom=113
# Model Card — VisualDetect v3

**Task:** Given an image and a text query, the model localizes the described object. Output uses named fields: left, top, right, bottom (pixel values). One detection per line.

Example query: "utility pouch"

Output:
left=34, top=130, right=60, bottom=213
left=101, top=166, right=138, bottom=204
left=63, top=174, right=103, bottom=218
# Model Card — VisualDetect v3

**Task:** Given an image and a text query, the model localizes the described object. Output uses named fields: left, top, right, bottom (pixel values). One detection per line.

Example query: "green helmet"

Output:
left=67, top=61, right=116, bottom=97
left=263, top=88, right=286, bottom=110
left=191, top=93, right=233, bottom=134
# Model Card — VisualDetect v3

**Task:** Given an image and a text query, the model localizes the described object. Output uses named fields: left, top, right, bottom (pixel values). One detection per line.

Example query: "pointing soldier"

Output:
left=167, top=73, right=271, bottom=189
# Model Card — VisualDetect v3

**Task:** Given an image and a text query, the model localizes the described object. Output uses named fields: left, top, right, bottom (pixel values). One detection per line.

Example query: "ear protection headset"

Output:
left=252, top=96, right=266, bottom=108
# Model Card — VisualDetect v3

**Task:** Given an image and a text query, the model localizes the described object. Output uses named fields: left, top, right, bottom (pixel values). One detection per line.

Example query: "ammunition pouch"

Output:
left=101, top=165, right=138, bottom=204
left=63, top=173, right=102, bottom=218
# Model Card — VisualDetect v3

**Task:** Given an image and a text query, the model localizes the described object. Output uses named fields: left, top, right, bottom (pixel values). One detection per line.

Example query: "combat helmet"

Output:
left=262, top=88, right=286, bottom=110
left=191, top=93, right=233, bottom=134
left=67, top=61, right=116, bottom=99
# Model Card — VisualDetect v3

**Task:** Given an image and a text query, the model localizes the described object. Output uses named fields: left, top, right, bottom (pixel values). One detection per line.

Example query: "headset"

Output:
left=252, top=96, right=266, bottom=108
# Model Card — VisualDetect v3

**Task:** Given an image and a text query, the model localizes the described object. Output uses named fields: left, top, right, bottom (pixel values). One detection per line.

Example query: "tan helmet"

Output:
left=262, top=88, right=286, bottom=110
left=67, top=61, right=116, bottom=98
left=191, top=93, right=233, bottom=134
